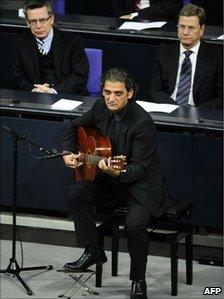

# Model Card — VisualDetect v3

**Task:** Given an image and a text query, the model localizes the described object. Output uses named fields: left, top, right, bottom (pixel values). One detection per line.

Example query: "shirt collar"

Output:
left=36, top=27, right=54, bottom=45
left=109, top=101, right=130, bottom=122
left=180, top=41, right=201, bottom=56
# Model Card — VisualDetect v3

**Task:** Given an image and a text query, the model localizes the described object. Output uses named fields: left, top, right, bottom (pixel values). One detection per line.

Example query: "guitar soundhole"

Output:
left=75, top=126, right=112, bottom=182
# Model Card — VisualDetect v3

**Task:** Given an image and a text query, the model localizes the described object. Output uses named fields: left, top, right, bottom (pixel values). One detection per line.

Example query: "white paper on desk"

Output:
left=136, top=101, right=179, bottom=113
left=50, top=99, right=83, bottom=111
left=217, top=34, right=223, bottom=40
left=119, top=21, right=166, bottom=31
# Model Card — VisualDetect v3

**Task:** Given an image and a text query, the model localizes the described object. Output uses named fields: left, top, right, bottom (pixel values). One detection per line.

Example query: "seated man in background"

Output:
left=150, top=4, right=223, bottom=109
left=12, top=0, right=89, bottom=95
left=116, top=0, right=182, bottom=21
left=61, top=68, right=170, bottom=299
left=192, top=0, right=223, bottom=26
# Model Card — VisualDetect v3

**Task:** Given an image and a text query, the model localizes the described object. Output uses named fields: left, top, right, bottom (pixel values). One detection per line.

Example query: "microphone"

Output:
left=2, top=125, right=67, bottom=157
left=2, top=125, right=52, bottom=155
left=41, top=151, right=71, bottom=159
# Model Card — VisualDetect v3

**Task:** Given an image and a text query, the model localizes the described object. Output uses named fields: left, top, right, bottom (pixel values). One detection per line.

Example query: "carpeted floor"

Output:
left=0, top=240, right=223, bottom=299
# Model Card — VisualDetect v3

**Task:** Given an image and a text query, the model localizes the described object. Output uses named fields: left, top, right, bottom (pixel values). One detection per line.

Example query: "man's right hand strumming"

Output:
left=63, top=153, right=83, bottom=169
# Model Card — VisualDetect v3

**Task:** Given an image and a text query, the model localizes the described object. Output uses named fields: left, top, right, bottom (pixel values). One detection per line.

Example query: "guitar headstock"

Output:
left=110, top=155, right=127, bottom=171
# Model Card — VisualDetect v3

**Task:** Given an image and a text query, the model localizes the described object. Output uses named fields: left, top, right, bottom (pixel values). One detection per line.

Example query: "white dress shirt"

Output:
left=137, top=0, right=150, bottom=10
left=131, top=0, right=150, bottom=18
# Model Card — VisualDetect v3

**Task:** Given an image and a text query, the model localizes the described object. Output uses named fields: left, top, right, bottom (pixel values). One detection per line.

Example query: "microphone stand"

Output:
left=0, top=126, right=68, bottom=295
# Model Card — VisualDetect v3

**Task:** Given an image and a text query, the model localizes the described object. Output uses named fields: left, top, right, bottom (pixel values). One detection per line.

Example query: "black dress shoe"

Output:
left=130, top=280, right=148, bottom=299
left=64, top=248, right=107, bottom=271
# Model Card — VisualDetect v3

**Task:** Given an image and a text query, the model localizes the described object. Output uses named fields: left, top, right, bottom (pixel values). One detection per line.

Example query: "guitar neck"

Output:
left=79, top=153, right=107, bottom=166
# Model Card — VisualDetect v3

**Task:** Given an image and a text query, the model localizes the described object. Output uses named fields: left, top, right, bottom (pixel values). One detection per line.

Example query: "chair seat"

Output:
left=95, top=199, right=193, bottom=296
left=113, top=199, right=193, bottom=222
left=164, top=200, right=193, bottom=222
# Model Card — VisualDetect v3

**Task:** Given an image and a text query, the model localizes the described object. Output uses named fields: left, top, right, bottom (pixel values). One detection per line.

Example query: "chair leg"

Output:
left=185, top=232, right=193, bottom=285
left=95, top=228, right=105, bottom=287
left=112, top=229, right=119, bottom=276
left=170, top=237, right=178, bottom=296
left=95, top=264, right=103, bottom=287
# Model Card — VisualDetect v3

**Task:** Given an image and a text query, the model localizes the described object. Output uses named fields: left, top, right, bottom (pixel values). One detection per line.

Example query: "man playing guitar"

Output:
left=62, top=68, right=170, bottom=299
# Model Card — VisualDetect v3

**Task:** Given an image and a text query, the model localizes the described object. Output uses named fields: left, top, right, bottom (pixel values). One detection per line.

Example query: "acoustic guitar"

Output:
left=75, top=127, right=126, bottom=182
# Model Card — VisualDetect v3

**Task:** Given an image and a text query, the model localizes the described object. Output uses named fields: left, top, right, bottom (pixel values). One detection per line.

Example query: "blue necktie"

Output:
left=176, top=50, right=193, bottom=106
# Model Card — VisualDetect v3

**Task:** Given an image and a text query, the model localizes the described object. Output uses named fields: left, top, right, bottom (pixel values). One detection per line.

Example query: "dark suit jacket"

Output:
left=191, top=0, right=223, bottom=26
left=62, top=99, right=170, bottom=217
left=150, top=42, right=223, bottom=109
left=113, top=0, right=135, bottom=16
left=113, top=0, right=182, bottom=20
left=12, top=28, right=89, bottom=95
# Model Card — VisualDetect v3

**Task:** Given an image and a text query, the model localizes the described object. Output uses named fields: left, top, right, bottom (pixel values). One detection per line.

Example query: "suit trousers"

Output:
left=68, top=179, right=152, bottom=280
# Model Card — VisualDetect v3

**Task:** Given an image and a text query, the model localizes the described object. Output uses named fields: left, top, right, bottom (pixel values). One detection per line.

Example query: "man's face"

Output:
left=102, top=80, right=133, bottom=112
left=178, top=16, right=204, bottom=49
left=26, top=6, right=54, bottom=39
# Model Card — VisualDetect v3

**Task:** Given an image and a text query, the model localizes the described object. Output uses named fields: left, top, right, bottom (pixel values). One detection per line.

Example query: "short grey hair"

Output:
left=179, top=3, right=206, bottom=26
left=23, top=0, right=53, bottom=18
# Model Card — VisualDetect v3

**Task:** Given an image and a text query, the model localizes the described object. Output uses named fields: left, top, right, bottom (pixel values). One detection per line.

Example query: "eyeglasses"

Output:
left=177, top=24, right=200, bottom=32
left=27, top=15, right=52, bottom=26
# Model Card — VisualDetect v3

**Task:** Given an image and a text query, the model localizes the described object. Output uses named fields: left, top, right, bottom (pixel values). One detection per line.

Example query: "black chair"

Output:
left=95, top=199, right=193, bottom=296
left=94, top=208, right=115, bottom=288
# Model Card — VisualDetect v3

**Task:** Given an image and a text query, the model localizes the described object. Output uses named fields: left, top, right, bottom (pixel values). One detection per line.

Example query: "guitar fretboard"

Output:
left=79, top=153, right=107, bottom=166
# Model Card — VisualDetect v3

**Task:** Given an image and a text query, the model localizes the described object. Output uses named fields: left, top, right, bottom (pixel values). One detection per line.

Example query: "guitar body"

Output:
left=75, top=127, right=111, bottom=182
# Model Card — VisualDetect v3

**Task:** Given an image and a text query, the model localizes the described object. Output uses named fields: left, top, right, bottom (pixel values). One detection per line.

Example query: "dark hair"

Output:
left=179, top=4, right=206, bottom=26
left=101, top=68, right=138, bottom=99
left=23, top=0, right=53, bottom=18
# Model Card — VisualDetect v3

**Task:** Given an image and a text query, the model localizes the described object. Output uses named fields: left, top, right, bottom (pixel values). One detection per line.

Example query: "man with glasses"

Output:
left=150, top=4, right=223, bottom=109
left=12, top=0, right=89, bottom=95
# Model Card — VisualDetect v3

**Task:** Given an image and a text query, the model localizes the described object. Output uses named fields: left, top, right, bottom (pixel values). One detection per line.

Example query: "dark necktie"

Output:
left=109, top=114, right=119, bottom=155
left=176, top=50, right=193, bottom=106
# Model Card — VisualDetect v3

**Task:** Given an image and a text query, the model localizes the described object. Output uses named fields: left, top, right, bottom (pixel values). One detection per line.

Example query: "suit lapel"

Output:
left=25, top=33, right=39, bottom=80
left=97, top=104, right=110, bottom=136
left=52, top=29, right=66, bottom=78
left=168, top=45, right=180, bottom=91
left=193, top=43, right=208, bottom=96
left=102, top=113, right=111, bottom=136
left=116, top=103, right=133, bottom=153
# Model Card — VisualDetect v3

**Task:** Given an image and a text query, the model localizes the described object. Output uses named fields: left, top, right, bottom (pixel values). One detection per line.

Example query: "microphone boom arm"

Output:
left=2, top=125, right=70, bottom=159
